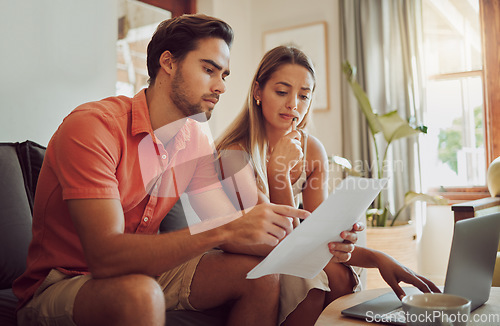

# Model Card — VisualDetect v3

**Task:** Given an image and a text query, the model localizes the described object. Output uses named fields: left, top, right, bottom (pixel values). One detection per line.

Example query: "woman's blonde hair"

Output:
left=216, top=45, right=316, bottom=196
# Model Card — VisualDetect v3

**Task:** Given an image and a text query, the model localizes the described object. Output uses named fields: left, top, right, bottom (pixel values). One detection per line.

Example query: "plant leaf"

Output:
left=342, top=62, right=382, bottom=135
left=403, top=191, right=448, bottom=207
left=390, top=191, right=448, bottom=226
left=331, top=155, right=352, bottom=169
left=331, top=155, right=362, bottom=177
left=378, top=111, right=423, bottom=143
left=417, top=125, right=428, bottom=134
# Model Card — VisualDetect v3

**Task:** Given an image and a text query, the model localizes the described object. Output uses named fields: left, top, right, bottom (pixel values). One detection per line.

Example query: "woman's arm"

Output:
left=216, top=144, right=288, bottom=256
left=300, top=136, right=363, bottom=264
left=347, top=246, right=441, bottom=298
left=300, top=135, right=329, bottom=212
left=267, top=130, right=303, bottom=211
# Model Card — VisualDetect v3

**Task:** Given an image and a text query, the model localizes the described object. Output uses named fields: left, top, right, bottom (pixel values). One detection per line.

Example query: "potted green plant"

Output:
left=339, top=61, right=448, bottom=288
left=340, top=61, right=447, bottom=227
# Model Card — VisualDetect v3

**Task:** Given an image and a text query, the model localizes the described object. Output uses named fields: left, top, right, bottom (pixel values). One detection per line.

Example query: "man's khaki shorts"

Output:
left=17, top=253, right=205, bottom=326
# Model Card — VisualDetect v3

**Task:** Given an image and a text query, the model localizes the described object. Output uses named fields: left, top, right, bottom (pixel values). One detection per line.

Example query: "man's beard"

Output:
left=171, top=69, right=212, bottom=121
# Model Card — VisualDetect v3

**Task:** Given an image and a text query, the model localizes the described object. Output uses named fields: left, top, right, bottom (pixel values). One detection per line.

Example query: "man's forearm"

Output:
left=87, top=227, right=226, bottom=279
left=218, top=242, right=273, bottom=257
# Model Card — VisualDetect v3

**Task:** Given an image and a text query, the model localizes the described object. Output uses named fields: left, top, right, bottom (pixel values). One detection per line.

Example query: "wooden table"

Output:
left=316, top=287, right=500, bottom=325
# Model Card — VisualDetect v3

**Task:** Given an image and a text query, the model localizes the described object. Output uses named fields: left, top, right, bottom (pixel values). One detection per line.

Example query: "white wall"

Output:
left=198, top=0, right=344, bottom=159
left=197, top=0, right=256, bottom=141
left=0, top=0, right=342, bottom=154
left=418, top=205, right=454, bottom=285
left=0, top=0, right=118, bottom=146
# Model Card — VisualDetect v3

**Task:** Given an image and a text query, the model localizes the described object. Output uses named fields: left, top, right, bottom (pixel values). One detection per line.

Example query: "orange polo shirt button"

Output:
left=143, top=217, right=149, bottom=222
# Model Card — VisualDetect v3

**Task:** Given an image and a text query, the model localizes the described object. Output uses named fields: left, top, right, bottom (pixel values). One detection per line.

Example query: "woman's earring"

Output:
left=256, top=99, right=261, bottom=106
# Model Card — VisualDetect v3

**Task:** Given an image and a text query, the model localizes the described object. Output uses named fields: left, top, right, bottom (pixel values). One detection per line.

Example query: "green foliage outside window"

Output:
left=437, top=106, right=484, bottom=173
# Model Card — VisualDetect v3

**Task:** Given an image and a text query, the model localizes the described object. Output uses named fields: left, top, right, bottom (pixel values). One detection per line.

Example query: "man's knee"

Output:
left=188, top=252, right=282, bottom=316
left=232, top=255, right=280, bottom=298
left=111, top=274, right=165, bottom=315
left=249, top=273, right=281, bottom=298
left=74, top=274, right=165, bottom=325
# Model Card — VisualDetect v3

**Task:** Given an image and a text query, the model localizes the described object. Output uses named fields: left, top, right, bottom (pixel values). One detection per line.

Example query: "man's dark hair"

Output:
left=147, top=14, right=233, bottom=84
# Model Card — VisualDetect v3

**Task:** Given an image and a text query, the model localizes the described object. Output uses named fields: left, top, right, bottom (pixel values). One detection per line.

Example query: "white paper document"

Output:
left=246, top=177, right=387, bottom=279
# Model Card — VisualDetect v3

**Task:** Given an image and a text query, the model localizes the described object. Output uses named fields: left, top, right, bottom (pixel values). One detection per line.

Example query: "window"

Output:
left=116, top=0, right=172, bottom=96
left=420, top=0, right=486, bottom=191
left=115, top=0, right=195, bottom=96
left=479, top=0, right=500, bottom=165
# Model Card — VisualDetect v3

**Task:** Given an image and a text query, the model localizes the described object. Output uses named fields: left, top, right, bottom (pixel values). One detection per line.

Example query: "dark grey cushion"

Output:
left=0, top=144, right=33, bottom=290
left=0, top=289, right=17, bottom=326
left=15, top=141, right=45, bottom=213
left=160, top=199, right=188, bottom=233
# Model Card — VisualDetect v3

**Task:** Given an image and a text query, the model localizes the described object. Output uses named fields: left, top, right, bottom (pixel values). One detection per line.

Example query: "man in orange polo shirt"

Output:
left=13, top=14, right=359, bottom=326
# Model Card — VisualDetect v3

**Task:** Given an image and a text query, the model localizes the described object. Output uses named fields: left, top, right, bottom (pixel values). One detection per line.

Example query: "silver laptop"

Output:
left=341, top=212, right=500, bottom=325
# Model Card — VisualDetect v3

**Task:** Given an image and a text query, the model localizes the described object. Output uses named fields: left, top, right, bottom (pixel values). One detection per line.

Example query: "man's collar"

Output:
left=131, top=88, right=198, bottom=152
left=131, top=89, right=152, bottom=137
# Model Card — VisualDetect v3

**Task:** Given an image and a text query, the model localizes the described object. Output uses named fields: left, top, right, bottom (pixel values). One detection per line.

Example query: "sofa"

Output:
left=0, top=140, right=227, bottom=325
